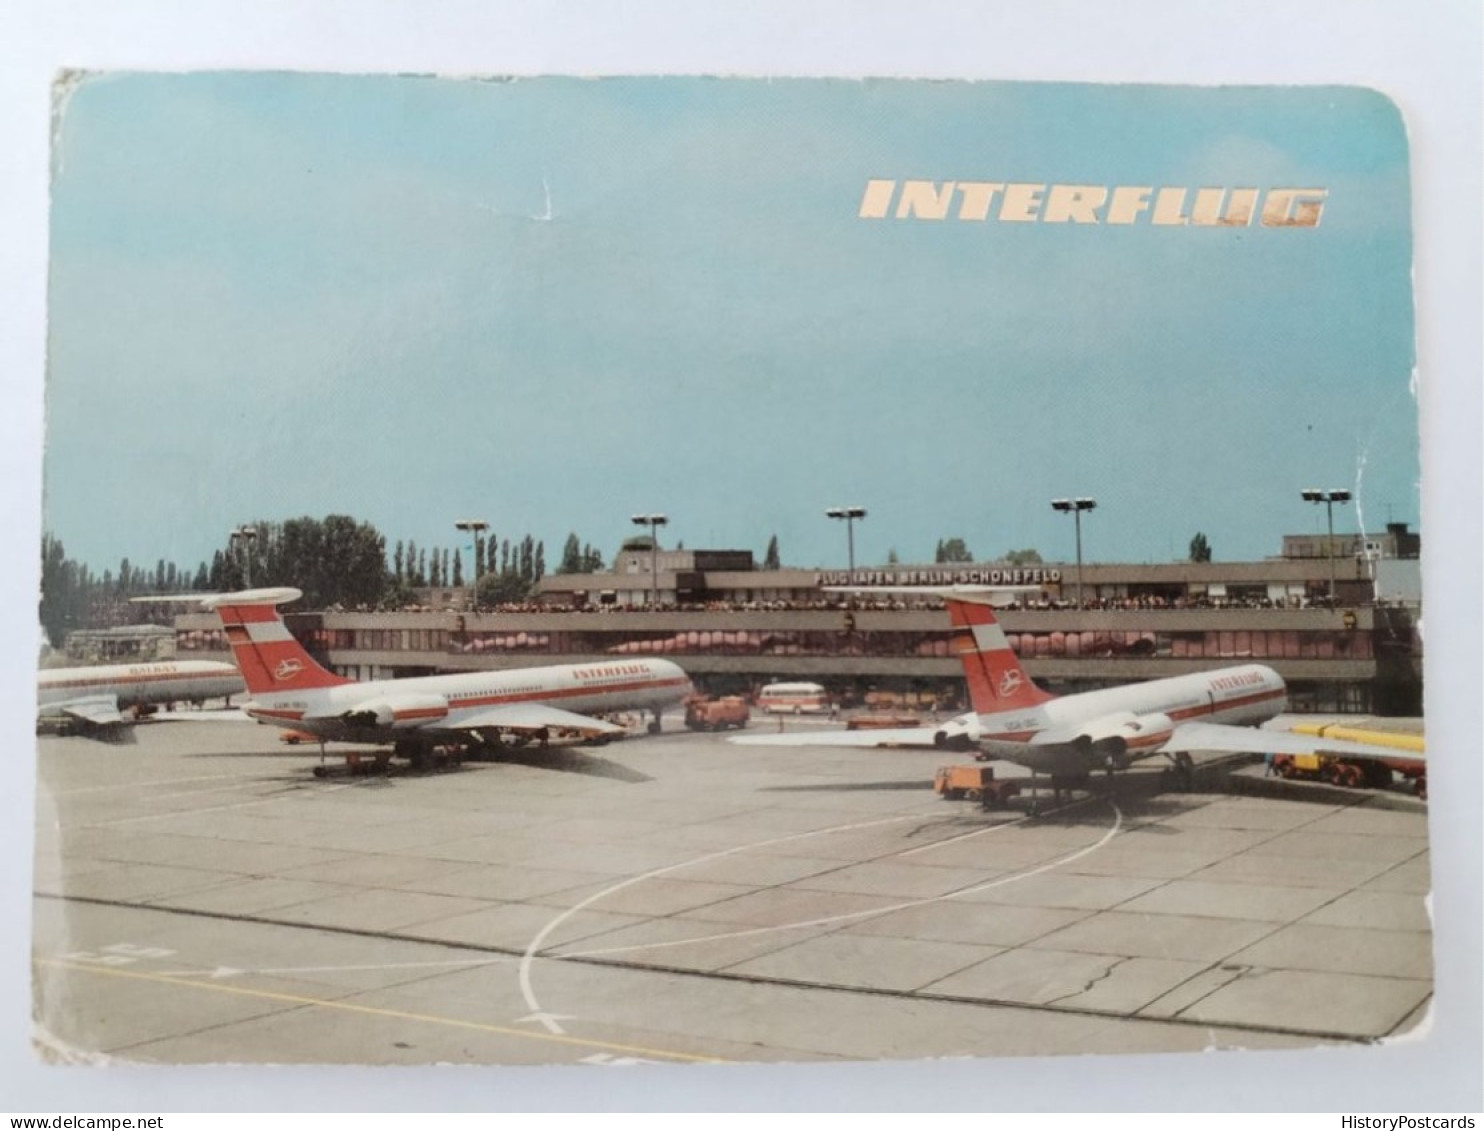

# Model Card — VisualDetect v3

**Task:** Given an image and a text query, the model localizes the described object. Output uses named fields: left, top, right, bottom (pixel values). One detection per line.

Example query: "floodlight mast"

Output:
left=630, top=513, right=669, bottom=608
left=229, top=525, right=258, bottom=588
left=455, top=520, right=489, bottom=610
left=1300, top=489, right=1351, bottom=603
left=1050, top=498, right=1097, bottom=608
left=826, top=507, right=867, bottom=576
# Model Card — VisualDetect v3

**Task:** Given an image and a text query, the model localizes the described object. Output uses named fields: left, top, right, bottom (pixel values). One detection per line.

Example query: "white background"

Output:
left=2, top=0, right=1478, bottom=1113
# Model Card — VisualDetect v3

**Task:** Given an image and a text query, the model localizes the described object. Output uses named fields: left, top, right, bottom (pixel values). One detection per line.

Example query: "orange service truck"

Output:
left=684, top=695, right=751, bottom=731
left=934, top=764, right=1023, bottom=807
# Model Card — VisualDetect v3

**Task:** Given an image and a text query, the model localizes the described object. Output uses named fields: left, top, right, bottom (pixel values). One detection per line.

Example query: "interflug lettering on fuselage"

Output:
left=1211, top=671, right=1267, bottom=692
left=860, top=181, right=1328, bottom=228
left=573, top=664, right=651, bottom=681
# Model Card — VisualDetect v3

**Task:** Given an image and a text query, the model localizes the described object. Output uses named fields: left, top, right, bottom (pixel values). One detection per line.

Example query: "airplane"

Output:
left=37, top=659, right=245, bottom=735
left=201, top=587, right=694, bottom=769
left=1287, top=721, right=1424, bottom=754
left=734, top=586, right=1422, bottom=796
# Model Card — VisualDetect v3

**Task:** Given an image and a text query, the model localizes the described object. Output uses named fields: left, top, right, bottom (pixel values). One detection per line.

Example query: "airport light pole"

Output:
left=630, top=513, right=668, bottom=608
left=455, top=519, right=489, bottom=612
left=826, top=507, right=867, bottom=577
left=229, top=525, right=257, bottom=588
left=1051, top=498, right=1097, bottom=608
left=1300, top=488, right=1351, bottom=604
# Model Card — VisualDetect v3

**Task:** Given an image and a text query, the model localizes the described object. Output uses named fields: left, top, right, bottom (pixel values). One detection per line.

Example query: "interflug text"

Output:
left=860, top=180, right=1328, bottom=227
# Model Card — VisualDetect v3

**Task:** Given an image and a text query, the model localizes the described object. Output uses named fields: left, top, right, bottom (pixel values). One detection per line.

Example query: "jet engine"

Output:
left=1076, top=711, right=1175, bottom=769
left=338, top=692, right=451, bottom=731
left=932, top=712, right=983, bottom=750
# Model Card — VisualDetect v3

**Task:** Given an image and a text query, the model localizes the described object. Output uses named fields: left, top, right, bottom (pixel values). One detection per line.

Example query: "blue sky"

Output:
left=44, top=74, right=1418, bottom=574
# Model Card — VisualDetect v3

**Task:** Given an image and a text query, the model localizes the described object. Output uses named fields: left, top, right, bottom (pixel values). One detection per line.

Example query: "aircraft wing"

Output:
left=52, top=696, right=127, bottom=728
left=451, top=703, right=628, bottom=737
left=1165, top=721, right=1424, bottom=762
left=731, top=726, right=937, bottom=749
left=733, top=715, right=1423, bottom=778
left=730, top=729, right=1099, bottom=780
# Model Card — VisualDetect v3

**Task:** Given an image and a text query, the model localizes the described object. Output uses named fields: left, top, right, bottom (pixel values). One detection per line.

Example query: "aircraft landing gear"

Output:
left=1164, top=750, right=1195, bottom=791
left=647, top=708, right=663, bottom=735
left=396, top=739, right=452, bottom=772
left=1020, top=770, right=1094, bottom=816
left=1051, top=773, right=1089, bottom=805
left=311, top=746, right=392, bottom=778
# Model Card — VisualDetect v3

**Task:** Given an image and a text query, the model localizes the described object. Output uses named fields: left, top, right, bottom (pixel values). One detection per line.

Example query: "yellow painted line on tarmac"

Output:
left=35, top=957, right=726, bottom=1064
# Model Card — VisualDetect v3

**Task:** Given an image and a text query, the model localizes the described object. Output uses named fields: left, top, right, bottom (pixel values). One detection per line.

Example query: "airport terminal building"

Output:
left=172, top=527, right=1423, bottom=716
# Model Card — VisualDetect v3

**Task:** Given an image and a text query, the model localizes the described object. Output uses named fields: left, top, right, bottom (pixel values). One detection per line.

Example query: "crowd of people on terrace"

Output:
left=408, top=592, right=1353, bottom=614
left=176, top=593, right=1371, bottom=628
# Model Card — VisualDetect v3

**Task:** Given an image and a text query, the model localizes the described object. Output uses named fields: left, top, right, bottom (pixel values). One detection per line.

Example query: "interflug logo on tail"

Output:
left=998, top=670, right=1023, bottom=698
left=274, top=659, right=304, bottom=681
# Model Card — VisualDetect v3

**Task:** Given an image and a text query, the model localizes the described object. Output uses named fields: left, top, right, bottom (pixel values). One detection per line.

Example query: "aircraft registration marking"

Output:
left=992, top=715, right=1040, bottom=732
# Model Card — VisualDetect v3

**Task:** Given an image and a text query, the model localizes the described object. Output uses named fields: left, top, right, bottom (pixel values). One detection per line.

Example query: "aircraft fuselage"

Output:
left=243, top=658, right=694, bottom=740
left=37, top=660, right=245, bottom=725
left=977, top=663, right=1288, bottom=742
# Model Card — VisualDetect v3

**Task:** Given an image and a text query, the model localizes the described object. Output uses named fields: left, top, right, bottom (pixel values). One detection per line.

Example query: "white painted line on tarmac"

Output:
left=517, top=799, right=1122, bottom=1030
left=150, top=955, right=520, bottom=979
left=47, top=772, right=257, bottom=798
left=37, top=957, right=724, bottom=1064
left=518, top=1010, right=575, bottom=1034
left=153, top=965, right=245, bottom=979
left=84, top=779, right=361, bottom=827
left=85, top=778, right=297, bottom=810
left=563, top=800, right=1124, bottom=962
left=516, top=807, right=948, bottom=1026
left=895, top=808, right=1037, bottom=858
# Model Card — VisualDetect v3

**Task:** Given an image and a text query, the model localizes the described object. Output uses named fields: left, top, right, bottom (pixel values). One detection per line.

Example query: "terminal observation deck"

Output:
left=175, top=602, right=1422, bottom=715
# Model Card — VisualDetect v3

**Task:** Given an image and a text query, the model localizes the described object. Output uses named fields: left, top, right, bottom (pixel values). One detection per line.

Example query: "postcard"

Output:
left=33, top=72, right=1433, bottom=1083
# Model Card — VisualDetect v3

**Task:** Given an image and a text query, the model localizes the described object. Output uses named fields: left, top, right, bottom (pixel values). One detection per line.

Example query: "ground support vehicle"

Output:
left=1270, top=752, right=1426, bottom=798
left=934, top=764, right=1023, bottom=807
left=684, top=695, right=750, bottom=731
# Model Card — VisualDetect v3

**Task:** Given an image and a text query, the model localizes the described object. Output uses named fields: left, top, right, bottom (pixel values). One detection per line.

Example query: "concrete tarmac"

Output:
left=31, top=712, right=1432, bottom=1066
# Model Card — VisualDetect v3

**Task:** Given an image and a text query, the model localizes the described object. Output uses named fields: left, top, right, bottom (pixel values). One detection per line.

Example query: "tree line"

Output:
left=40, top=519, right=802, bottom=645
left=39, top=516, right=610, bottom=646
left=43, top=520, right=1218, bottom=645
left=934, top=538, right=1043, bottom=566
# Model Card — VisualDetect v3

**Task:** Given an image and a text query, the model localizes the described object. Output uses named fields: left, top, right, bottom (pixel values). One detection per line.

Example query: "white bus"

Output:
left=757, top=681, right=830, bottom=714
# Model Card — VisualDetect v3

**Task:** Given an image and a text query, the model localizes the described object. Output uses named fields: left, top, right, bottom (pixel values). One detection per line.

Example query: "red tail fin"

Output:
left=203, top=588, right=350, bottom=695
left=946, top=597, right=1055, bottom=714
